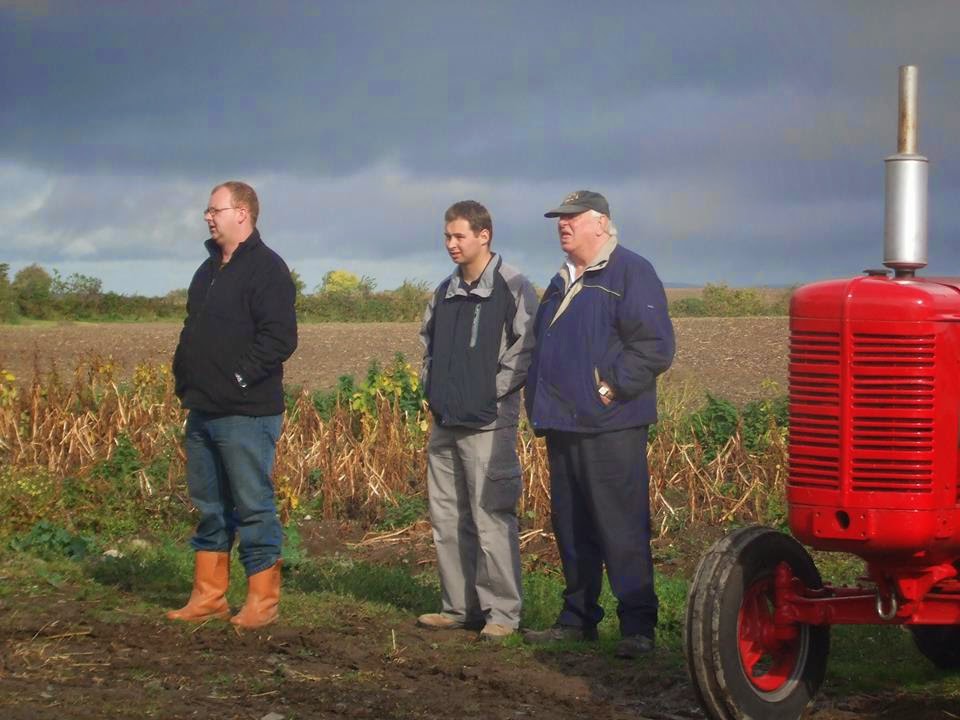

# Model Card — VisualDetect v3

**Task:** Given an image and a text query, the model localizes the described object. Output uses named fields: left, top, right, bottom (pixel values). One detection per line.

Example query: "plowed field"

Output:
left=0, top=317, right=788, bottom=405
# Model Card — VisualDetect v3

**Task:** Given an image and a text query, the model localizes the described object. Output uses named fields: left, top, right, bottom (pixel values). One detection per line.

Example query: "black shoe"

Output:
left=614, top=634, right=654, bottom=658
left=522, top=624, right=599, bottom=645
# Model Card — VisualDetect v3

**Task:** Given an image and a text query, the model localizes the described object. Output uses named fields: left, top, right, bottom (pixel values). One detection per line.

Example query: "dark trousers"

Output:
left=546, top=427, right=657, bottom=638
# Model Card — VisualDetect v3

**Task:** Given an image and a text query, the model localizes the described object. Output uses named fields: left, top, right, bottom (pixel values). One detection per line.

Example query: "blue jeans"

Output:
left=184, top=410, right=283, bottom=576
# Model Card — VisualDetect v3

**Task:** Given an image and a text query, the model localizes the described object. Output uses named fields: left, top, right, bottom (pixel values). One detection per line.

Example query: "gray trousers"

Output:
left=427, top=424, right=523, bottom=628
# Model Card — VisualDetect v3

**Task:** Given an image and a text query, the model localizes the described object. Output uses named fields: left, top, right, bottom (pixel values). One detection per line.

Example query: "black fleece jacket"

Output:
left=173, top=230, right=298, bottom=416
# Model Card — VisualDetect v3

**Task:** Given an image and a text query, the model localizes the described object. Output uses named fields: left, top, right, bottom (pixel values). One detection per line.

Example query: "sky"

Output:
left=3, top=1, right=960, bottom=295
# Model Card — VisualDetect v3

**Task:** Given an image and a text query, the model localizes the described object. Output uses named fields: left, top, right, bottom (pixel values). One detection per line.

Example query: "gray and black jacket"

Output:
left=419, top=254, right=538, bottom=430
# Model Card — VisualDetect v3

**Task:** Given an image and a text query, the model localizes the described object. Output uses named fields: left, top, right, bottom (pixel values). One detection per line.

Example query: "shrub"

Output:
left=351, top=353, right=424, bottom=422
left=686, top=394, right=741, bottom=460
left=670, top=297, right=707, bottom=316
left=701, top=283, right=769, bottom=316
left=311, top=375, right=357, bottom=421
left=296, top=280, right=429, bottom=322
left=376, top=493, right=428, bottom=530
left=12, top=263, right=53, bottom=318
left=0, top=263, right=18, bottom=322
left=319, top=270, right=374, bottom=295
left=0, top=369, right=17, bottom=407
left=10, top=520, right=92, bottom=560
left=683, top=391, right=788, bottom=460
left=90, top=433, right=143, bottom=486
left=0, top=466, right=60, bottom=529
left=669, top=284, right=793, bottom=317
left=741, top=392, right=789, bottom=452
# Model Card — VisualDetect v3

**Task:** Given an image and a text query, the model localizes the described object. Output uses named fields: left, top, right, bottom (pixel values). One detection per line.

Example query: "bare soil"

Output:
left=0, top=317, right=788, bottom=405
left=1, top=526, right=957, bottom=720
left=0, top=577, right=696, bottom=720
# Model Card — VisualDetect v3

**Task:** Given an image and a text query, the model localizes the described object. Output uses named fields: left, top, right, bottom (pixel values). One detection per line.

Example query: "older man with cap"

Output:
left=523, top=190, right=675, bottom=658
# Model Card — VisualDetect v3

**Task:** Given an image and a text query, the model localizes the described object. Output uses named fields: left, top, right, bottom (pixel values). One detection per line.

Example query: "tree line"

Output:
left=0, top=263, right=433, bottom=323
left=0, top=263, right=790, bottom=324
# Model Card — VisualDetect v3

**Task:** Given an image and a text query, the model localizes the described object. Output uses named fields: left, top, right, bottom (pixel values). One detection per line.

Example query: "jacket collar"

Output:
left=444, top=253, right=501, bottom=300
left=558, top=236, right=618, bottom=292
left=205, top=228, right=262, bottom=261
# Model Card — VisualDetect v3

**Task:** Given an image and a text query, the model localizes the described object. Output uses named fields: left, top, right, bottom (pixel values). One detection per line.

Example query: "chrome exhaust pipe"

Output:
left=883, top=65, right=928, bottom=277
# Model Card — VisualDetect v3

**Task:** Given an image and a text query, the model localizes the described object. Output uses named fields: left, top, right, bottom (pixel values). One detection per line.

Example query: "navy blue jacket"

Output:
left=525, top=239, right=675, bottom=434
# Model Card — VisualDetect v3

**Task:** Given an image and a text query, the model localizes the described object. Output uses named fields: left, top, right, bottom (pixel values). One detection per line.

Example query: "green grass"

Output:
left=287, top=556, right=438, bottom=614
left=829, top=624, right=960, bottom=694
left=3, top=520, right=960, bottom=703
left=810, top=548, right=866, bottom=585
left=521, top=567, right=687, bottom=655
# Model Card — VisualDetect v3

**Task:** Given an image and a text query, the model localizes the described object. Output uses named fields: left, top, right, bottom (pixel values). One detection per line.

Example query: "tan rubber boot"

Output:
left=230, top=560, right=282, bottom=630
left=416, top=613, right=484, bottom=631
left=166, top=551, right=231, bottom=622
left=479, top=623, right=515, bottom=642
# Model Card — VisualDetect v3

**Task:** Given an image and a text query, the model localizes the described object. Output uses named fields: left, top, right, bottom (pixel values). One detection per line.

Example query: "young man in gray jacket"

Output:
left=417, top=200, right=538, bottom=640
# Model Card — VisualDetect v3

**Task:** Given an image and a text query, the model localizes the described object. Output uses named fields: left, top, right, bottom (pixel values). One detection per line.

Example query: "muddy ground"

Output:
left=0, top=316, right=787, bottom=405
left=0, top=576, right=696, bottom=720
left=1, top=524, right=957, bottom=720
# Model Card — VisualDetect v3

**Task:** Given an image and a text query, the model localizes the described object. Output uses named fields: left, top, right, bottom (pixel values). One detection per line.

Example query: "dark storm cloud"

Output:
left=3, top=0, right=960, bottom=292
left=7, top=1, right=954, bottom=183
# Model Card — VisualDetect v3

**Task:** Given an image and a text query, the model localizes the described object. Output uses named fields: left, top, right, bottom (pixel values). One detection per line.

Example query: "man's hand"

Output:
left=598, top=381, right=615, bottom=407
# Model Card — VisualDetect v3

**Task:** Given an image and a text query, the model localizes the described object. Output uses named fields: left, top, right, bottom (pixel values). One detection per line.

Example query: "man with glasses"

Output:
left=169, top=181, right=297, bottom=630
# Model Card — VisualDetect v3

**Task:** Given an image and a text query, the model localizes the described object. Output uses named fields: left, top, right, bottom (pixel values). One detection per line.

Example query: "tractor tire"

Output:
left=684, top=526, right=830, bottom=720
left=910, top=625, right=960, bottom=669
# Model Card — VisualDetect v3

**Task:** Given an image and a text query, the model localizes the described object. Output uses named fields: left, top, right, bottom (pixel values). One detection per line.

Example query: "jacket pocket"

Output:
left=205, top=351, right=247, bottom=407
left=592, top=366, right=605, bottom=407
left=172, top=344, right=190, bottom=398
left=584, top=366, right=605, bottom=411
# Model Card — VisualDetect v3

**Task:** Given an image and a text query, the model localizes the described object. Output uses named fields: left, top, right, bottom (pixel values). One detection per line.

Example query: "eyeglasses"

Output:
left=203, top=206, right=238, bottom=218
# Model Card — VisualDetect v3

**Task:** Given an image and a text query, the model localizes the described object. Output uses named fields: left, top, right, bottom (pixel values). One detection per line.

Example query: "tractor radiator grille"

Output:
left=789, top=331, right=841, bottom=490
left=849, top=333, right=936, bottom=493
left=851, top=333, right=935, bottom=368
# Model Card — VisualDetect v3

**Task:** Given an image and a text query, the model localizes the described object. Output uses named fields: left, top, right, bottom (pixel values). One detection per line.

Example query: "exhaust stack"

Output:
left=883, top=65, right=928, bottom=276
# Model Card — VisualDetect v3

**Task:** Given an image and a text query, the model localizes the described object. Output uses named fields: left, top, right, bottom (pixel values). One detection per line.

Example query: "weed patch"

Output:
left=9, top=520, right=93, bottom=560
left=289, top=556, right=438, bottom=614
left=376, top=493, right=428, bottom=531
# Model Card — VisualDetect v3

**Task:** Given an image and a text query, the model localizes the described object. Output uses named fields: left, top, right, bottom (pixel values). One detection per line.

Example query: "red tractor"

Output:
left=684, top=66, right=960, bottom=720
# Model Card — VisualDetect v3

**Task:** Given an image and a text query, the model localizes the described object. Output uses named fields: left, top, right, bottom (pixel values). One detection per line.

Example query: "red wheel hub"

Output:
left=737, top=576, right=801, bottom=692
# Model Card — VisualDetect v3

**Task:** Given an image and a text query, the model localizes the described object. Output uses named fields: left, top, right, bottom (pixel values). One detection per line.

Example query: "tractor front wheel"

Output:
left=684, top=526, right=830, bottom=720
left=910, top=625, right=960, bottom=669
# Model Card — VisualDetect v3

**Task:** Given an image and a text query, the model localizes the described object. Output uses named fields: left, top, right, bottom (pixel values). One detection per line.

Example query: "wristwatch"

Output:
left=598, top=384, right=610, bottom=398
left=234, top=372, right=248, bottom=389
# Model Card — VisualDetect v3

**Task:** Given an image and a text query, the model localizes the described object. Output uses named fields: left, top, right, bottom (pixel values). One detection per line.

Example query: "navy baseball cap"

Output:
left=544, top=190, right=610, bottom=218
